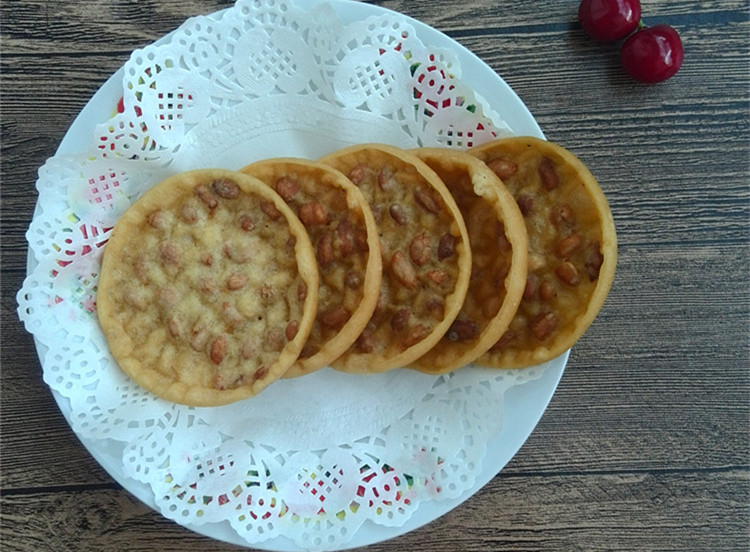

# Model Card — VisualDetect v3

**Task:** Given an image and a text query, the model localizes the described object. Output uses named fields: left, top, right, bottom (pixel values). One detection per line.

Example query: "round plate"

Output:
left=37, top=1, right=566, bottom=550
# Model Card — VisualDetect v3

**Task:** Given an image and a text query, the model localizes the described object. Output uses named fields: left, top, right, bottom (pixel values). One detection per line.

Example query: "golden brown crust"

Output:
left=240, top=158, right=382, bottom=377
left=469, top=136, right=617, bottom=368
left=319, top=144, right=472, bottom=373
left=97, top=169, right=319, bottom=406
left=408, top=148, right=528, bottom=374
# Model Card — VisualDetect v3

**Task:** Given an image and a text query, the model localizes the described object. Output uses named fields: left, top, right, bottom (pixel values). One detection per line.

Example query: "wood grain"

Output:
left=2, top=0, right=748, bottom=550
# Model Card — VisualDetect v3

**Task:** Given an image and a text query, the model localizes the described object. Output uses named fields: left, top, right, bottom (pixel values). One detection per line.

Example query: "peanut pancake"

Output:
left=409, top=148, right=528, bottom=374
left=241, top=158, right=382, bottom=377
left=320, top=144, right=472, bottom=374
left=469, top=137, right=617, bottom=368
left=97, top=169, right=319, bottom=406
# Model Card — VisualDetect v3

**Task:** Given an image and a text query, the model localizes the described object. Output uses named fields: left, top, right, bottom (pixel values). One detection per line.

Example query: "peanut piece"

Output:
left=550, top=204, right=576, bottom=228
left=348, top=164, right=370, bottom=185
left=299, top=344, right=318, bottom=359
left=556, top=233, right=583, bottom=258
left=275, top=176, right=300, bottom=201
left=159, top=241, right=180, bottom=265
left=317, top=232, right=334, bottom=268
left=252, top=366, right=269, bottom=382
left=489, top=330, right=517, bottom=353
left=378, top=168, right=397, bottom=191
left=355, top=229, right=369, bottom=252
left=134, top=254, right=149, bottom=283
left=241, top=336, right=261, bottom=360
left=148, top=210, right=167, bottom=229
left=516, top=194, right=533, bottom=216
left=446, top=319, right=478, bottom=342
left=403, top=324, right=429, bottom=348
left=227, top=273, right=248, bottom=291
left=390, top=308, right=411, bottom=332
left=389, top=204, right=409, bottom=225
left=259, top=284, right=275, bottom=302
left=321, top=306, right=351, bottom=330
left=555, top=261, right=581, bottom=286
left=297, top=282, right=308, bottom=303
left=538, top=156, right=559, bottom=191
left=437, top=233, right=456, bottom=260
left=180, top=204, right=198, bottom=224
left=298, top=201, right=330, bottom=226
left=194, top=184, right=218, bottom=209
left=540, top=280, right=558, bottom=301
left=167, top=316, right=181, bottom=338
left=239, top=215, right=255, bottom=231
left=336, top=219, right=355, bottom=257
left=212, top=178, right=240, bottom=199
left=426, top=270, right=448, bottom=285
left=210, top=335, right=227, bottom=364
left=200, top=253, right=214, bottom=266
left=263, top=327, right=285, bottom=352
left=285, top=320, right=300, bottom=341
left=223, top=242, right=252, bottom=263
left=221, top=302, right=244, bottom=330
left=157, top=286, right=178, bottom=309
left=199, top=277, right=216, bottom=294
left=409, top=233, right=431, bottom=266
left=426, top=296, right=445, bottom=318
left=356, top=330, right=376, bottom=353
left=191, top=326, right=210, bottom=352
left=414, top=187, right=441, bottom=214
left=260, top=200, right=281, bottom=220
left=528, top=312, right=559, bottom=341
left=391, top=250, right=418, bottom=289
left=524, top=274, right=538, bottom=301
left=487, top=157, right=518, bottom=180
left=585, top=241, right=604, bottom=281
left=344, top=271, right=362, bottom=289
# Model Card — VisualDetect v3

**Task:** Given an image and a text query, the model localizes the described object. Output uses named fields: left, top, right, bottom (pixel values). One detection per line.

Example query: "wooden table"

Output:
left=2, top=1, right=748, bottom=550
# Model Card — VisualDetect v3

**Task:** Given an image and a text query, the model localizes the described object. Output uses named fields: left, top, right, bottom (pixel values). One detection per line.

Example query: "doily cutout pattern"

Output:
left=17, top=1, right=549, bottom=550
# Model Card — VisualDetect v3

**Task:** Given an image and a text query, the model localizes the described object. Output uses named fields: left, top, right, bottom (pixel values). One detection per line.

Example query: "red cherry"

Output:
left=620, top=24, right=684, bottom=83
left=578, top=0, right=642, bottom=42
left=116, top=97, right=125, bottom=113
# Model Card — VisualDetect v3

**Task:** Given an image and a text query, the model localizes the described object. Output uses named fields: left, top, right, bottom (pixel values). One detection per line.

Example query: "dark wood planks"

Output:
left=2, top=0, right=748, bottom=550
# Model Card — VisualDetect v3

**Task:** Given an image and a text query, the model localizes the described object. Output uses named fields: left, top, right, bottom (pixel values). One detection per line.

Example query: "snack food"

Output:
left=241, top=158, right=382, bottom=377
left=469, top=136, right=617, bottom=368
left=409, top=148, right=528, bottom=374
left=320, top=144, right=472, bottom=373
left=97, top=169, right=319, bottom=406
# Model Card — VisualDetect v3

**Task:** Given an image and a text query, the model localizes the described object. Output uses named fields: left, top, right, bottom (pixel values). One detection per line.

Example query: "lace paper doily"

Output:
left=17, top=1, right=555, bottom=550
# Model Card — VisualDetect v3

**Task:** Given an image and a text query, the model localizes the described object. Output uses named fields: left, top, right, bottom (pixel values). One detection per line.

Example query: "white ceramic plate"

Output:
left=39, top=1, right=566, bottom=550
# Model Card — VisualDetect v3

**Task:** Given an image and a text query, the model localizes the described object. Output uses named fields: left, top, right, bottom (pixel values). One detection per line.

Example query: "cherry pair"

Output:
left=578, top=0, right=683, bottom=83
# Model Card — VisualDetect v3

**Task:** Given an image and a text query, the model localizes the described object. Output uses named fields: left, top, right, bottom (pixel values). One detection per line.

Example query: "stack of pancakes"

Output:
left=97, top=137, right=617, bottom=406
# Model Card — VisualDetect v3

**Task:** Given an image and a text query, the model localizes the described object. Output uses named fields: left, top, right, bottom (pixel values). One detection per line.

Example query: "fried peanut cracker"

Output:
left=409, top=148, right=528, bottom=374
left=469, top=136, right=617, bottom=368
left=97, top=169, right=319, bottom=406
left=241, top=158, right=382, bottom=377
left=320, top=144, right=472, bottom=374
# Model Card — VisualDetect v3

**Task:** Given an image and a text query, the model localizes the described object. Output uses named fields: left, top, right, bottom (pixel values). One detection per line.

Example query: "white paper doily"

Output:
left=17, top=1, right=565, bottom=550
